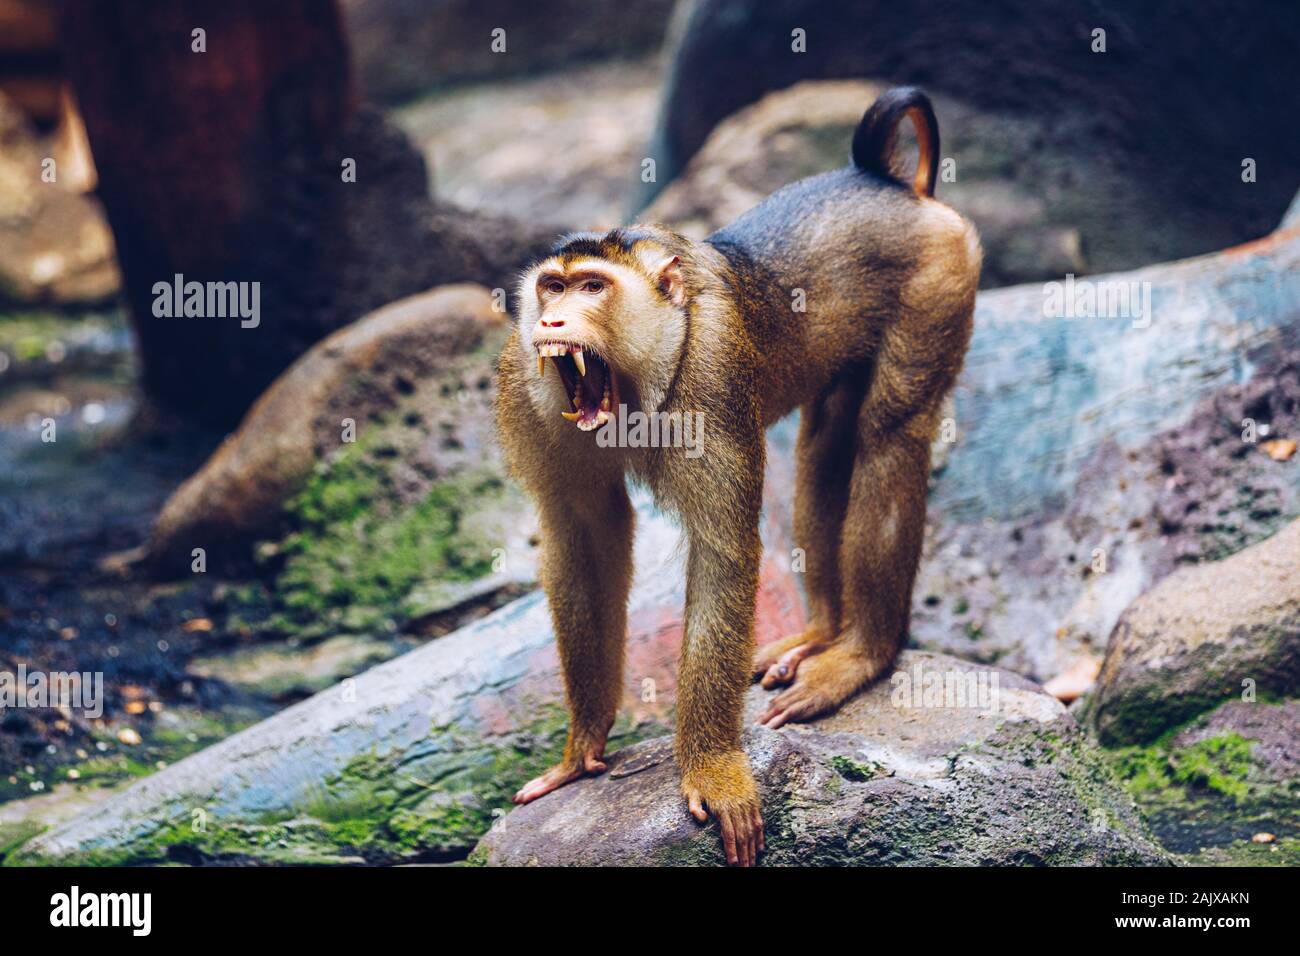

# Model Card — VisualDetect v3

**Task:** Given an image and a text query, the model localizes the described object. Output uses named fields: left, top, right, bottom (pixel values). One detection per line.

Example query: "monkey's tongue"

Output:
left=574, top=402, right=607, bottom=431
left=558, top=351, right=613, bottom=431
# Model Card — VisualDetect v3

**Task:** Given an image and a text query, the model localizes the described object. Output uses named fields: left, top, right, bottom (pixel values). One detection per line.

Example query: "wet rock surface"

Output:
left=1101, top=699, right=1300, bottom=863
left=909, top=223, right=1300, bottom=681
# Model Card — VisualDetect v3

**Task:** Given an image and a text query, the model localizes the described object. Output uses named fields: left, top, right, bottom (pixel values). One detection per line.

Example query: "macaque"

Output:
left=495, top=88, right=981, bottom=866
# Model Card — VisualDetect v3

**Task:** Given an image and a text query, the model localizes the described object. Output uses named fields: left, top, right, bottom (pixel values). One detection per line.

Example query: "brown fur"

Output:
left=494, top=88, right=980, bottom=865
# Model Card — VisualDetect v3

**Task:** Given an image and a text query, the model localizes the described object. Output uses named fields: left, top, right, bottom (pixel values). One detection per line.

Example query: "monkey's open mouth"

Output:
left=536, top=343, right=618, bottom=431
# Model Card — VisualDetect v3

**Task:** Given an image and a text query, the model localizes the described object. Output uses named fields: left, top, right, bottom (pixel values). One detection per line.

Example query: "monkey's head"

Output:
left=516, top=228, right=689, bottom=432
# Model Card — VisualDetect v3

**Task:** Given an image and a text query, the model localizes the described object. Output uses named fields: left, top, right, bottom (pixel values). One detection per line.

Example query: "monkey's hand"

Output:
left=512, top=742, right=608, bottom=805
left=682, top=751, right=765, bottom=867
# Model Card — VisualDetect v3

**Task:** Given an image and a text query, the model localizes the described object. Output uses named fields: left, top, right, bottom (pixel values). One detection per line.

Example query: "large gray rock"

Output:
left=473, top=651, right=1166, bottom=866
left=640, top=0, right=1300, bottom=274
left=643, top=80, right=1087, bottom=287
left=139, top=283, right=503, bottom=569
left=1086, top=518, right=1300, bottom=745
left=909, top=216, right=1300, bottom=680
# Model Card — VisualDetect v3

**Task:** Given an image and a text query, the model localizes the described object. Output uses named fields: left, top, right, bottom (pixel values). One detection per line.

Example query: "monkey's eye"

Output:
left=583, top=280, right=605, bottom=294
left=544, top=280, right=566, bottom=296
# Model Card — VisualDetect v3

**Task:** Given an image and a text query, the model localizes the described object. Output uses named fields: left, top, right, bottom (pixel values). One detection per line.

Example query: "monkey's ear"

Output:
left=655, top=255, right=686, bottom=307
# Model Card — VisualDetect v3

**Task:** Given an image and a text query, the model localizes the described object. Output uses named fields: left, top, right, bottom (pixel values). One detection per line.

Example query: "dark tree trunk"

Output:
left=59, top=0, right=562, bottom=427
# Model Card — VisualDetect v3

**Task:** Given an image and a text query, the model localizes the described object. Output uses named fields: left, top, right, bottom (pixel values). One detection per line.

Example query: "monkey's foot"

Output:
left=512, top=748, right=608, bottom=804
left=753, top=629, right=832, bottom=688
left=757, top=641, right=883, bottom=729
left=682, top=752, right=765, bottom=867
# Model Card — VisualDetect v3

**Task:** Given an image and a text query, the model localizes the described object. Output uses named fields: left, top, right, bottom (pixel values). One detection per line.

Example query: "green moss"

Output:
left=1102, top=704, right=1298, bottom=862
left=1109, top=732, right=1256, bottom=804
left=829, top=754, right=884, bottom=782
left=272, top=450, right=501, bottom=634
left=228, top=415, right=511, bottom=639
left=1183, top=837, right=1300, bottom=867
left=1170, top=734, right=1253, bottom=801
left=0, top=820, right=45, bottom=861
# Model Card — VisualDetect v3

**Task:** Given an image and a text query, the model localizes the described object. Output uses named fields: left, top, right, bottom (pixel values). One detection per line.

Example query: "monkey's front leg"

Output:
left=513, top=481, right=635, bottom=805
left=677, top=527, right=766, bottom=866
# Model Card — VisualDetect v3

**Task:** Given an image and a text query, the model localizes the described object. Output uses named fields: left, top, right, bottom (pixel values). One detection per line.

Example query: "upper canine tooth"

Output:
left=537, top=354, right=546, bottom=376
left=572, top=349, right=586, bottom=377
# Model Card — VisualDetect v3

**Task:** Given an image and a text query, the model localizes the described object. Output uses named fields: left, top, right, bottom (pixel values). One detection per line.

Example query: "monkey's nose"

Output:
left=540, top=318, right=565, bottom=328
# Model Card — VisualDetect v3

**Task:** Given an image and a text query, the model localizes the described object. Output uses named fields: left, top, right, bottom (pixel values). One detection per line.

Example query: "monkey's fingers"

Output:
left=719, top=810, right=740, bottom=866
left=686, top=790, right=709, bottom=823
left=720, top=806, right=763, bottom=867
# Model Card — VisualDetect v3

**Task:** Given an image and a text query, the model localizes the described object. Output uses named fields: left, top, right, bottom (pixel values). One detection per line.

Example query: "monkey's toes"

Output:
left=753, top=632, right=828, bottom=682
left=758, top=683, right=834, bottom=729
left=512, top=755, right=604, bottom=804
left=760, top=643, right=818, bottom=688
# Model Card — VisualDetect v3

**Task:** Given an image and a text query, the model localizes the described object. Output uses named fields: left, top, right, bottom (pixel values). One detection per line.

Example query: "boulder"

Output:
left=640, top=0, right=1300, bottom=275
left=1085, top=518, right=1300, bottom=745
left=141, top=284, right=497, bottom=565
left=130, top=283, right=541, bottom=639
left=909, top=218, right=1300, bottom=680
left=1100, top=699, right=1300, bottom=863
left=473, top=651, right=1167, bottom=866
left=643, top=80, right=1086, bottom=287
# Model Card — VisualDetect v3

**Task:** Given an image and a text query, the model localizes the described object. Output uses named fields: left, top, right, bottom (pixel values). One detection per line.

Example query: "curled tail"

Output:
left=851, top=86, right=940, bottom=198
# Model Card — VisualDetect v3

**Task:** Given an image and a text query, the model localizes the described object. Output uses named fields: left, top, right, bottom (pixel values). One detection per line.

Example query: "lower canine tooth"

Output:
left=560, top=411, right=581, bottom=421
left=572, top=349, right=586, bottom=376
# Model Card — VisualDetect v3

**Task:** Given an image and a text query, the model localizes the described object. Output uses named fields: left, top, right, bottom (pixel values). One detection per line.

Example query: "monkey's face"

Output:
left=517, top=252, right=687, bottom=432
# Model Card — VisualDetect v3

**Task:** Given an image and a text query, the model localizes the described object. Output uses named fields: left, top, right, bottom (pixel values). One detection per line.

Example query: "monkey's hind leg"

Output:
left=758, top=404, right=935, bottom=729
left=755, top=376, right=865, bottom=688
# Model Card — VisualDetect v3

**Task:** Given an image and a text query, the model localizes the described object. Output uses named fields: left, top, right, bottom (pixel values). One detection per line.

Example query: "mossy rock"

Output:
left=1087, top=519, right=1300, bottom=745
left=1102, top=699, right=1300, bottom=860
left=475, top=653, right=1168, bottom=866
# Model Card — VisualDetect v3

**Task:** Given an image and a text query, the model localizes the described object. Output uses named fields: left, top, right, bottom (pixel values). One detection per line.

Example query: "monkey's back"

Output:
left=707, top=166, right=925, bottom=327
left=706, top=166, right=967, bottom=418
